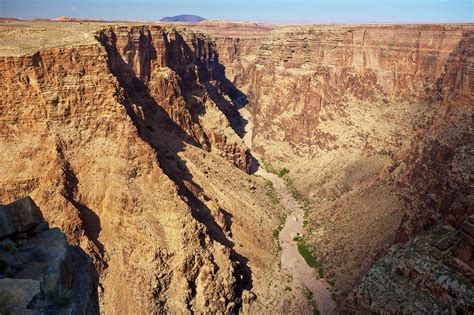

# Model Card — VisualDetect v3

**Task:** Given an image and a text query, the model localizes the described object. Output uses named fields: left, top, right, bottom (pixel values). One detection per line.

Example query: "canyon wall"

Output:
left=207, top=23, right=473, bottom=305
left=0, top=24, right=280, bottom=314
left=248, top=25, right=470, bottom=151
left=97, top=25, right=251, bottom=172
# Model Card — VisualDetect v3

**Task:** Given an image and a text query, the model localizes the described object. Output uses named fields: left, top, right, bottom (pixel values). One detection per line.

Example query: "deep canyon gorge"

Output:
left=0, top=19, right=473, bottom=314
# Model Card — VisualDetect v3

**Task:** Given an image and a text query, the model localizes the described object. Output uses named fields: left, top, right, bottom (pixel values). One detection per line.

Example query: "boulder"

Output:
left=0, top=197, right=44, bottom=239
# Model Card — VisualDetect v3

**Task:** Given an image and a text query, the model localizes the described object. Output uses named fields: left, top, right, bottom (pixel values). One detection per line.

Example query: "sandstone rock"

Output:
left=0, top=196, right=98, bottom=314
left=0, top=22, right=279, bottom=314
left=0, top=197, right=44, bottom=239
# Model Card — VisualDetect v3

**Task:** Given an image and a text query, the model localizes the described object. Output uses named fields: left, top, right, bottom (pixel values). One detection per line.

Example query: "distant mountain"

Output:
left=160, top=15, right=206, bottom=23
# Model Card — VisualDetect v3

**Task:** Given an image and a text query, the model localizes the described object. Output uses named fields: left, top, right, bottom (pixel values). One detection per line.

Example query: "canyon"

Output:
left=0, top=19, right=472, bottom=314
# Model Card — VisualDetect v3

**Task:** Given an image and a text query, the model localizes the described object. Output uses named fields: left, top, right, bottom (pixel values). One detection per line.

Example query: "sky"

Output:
left=0, top=0, right=472, bottom=23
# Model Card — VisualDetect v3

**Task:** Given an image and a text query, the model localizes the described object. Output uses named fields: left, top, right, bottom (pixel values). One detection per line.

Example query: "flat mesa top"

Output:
left=0, top=21, right=107, bottom=56
left=0, top=20, right=472, bottom=57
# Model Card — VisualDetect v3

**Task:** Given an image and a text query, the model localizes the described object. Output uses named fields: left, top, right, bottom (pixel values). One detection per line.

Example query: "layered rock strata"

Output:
left=0, top=24, right=279, bottom=314
left=205, top=23, right=473, bottom=308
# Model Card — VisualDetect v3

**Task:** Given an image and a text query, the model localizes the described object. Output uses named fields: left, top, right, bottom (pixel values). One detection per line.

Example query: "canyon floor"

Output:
left=0, top=19, right=472, bottom=314
left=242, top=107, right=337, bottom=314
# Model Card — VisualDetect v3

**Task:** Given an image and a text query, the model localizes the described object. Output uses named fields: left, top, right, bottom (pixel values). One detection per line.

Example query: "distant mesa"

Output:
left=53, top=16, right=106, bottom=22
left=0, top=17, right=20, bottom=23
left=160, top=14, right=206, bottom=23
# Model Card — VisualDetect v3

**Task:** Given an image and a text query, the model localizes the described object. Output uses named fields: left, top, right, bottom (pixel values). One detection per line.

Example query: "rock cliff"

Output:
left=0, top=23, right=281, bottom=314
left=200, top=23, right=473, bottom=310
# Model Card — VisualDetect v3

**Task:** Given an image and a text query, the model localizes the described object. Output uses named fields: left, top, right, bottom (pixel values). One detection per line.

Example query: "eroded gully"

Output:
left=239, top=107, right=337, bottom=314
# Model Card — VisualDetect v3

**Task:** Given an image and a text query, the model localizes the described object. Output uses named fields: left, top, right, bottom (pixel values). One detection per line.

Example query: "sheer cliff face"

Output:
left=0, top=25, right=279, bottom=314
left=97, top=26, right=251, bottom=172
left=214, top=24, right=473, bottom=294
left=248, top=25, right=470, bottom=150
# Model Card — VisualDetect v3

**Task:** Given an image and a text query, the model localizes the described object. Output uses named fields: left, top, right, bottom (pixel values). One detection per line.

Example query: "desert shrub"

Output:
left=303, top=285, right=313, bottom=301
left=326, top=278, right=335, bottom=287
left=47, top=285, right=72, bottom=307
left=0, top=289, right=12, bottom=315
left=283, top=176, right=304, bottom=201
left=293, top=236, right=324, bottom=278
left=264, top=180, right=279, bottom=205
left=273, top=212, right=287, bottom=239
left=277, top=167, right=290, bottom=177
left=3, top=267, right=15, bottom=278
left=302, top=286, right=320, bottom=315
left=2, top=240, right=15, bottom=252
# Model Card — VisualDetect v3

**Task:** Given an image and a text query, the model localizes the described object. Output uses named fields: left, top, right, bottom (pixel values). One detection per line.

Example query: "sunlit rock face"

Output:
left=0, top=24, right=278, bottom=314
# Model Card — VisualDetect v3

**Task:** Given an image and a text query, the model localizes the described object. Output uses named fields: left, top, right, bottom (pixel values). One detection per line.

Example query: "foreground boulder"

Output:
left=0, top=197, right=98, bottom=314
left=0, top=197, right=43, bottom=238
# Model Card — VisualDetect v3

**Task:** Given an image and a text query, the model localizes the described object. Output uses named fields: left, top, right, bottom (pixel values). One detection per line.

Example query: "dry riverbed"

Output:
left=240, top=107, right=337, bottom=314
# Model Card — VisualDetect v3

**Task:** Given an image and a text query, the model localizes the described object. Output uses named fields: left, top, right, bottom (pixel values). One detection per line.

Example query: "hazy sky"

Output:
left=1, top=0, right=472, bottom=23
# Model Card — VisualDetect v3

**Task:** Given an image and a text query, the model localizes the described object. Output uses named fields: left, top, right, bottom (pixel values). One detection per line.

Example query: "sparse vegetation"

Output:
left=3, top=267, right=15, bottom=278
left=47, top=285, right=72, bottom=307
left=283, top=176, right=304, bottom=201
left=303, top=201, right=310, bottom=227
left=0, top=289, right=11, bottom=315
left=283, top=175, right=313, bottom=227
left=264, top=180, right=279, bottom=205
left=2, top=240, right=15, bottom=252
left=293, top=236, right=324, bottom=278
left=272, top=212, right=287, bottom=241
left=302, top=286, right=320, bottom=315
left=264, top=179, right=288, bottom=250
left=277, top=167, right=290, bottom=177
left=284, top=286, right=292, bottom=291
left=303, top=285, right=313, bottom=301
left=326, top=278, right=335, bottom=287
left=261, top=158, right=278, bottom=174
left=261, top=159, right=290, bottom=177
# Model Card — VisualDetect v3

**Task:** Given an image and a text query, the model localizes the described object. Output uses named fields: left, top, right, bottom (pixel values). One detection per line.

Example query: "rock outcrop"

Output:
left=0, top=197, right=44, bottom=238
left=0, top=197, right=98, bottom=314
left=247, top=25, right=470, bottom=151
left=97, top=25, right=251, bottom=172
left=347, top=225, right=474, bottom=313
